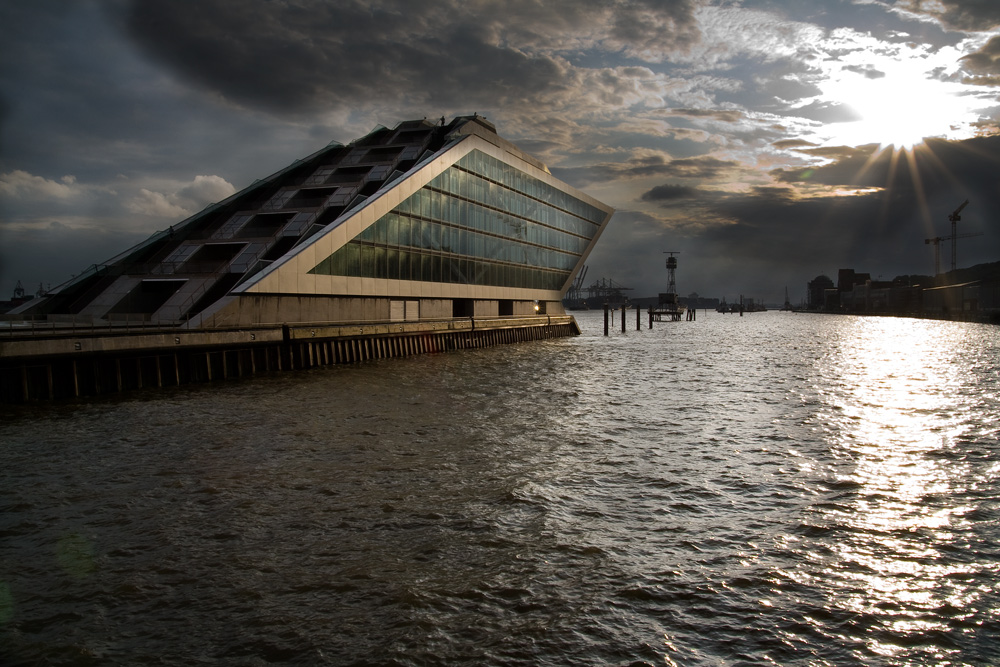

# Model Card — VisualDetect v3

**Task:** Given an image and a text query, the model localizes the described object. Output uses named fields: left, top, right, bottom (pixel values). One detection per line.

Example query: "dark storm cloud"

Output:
left=667, top=108, right=744, bottom=122
left=772, top=136, right=1000, bottom=196
left=656, top=156, right=740, bottom=178
left=579, top=136, right=1000, bottom=300
left=2, top=222, right=150, bottom=296
left=121, top=0, right=559, bottom=113
left=557, top=155, right=740, bottom=186
left=795, top=145, right=877, bottom=161
left=901, top=0, right=1000, bottom=31
left=641, top=184, right=700, bottom=201
left=118, top=0, right=700, bottom=115
left=703, top=136, right=1000, bottom=283
left=0, top=1, right=310, bottom=185
left=960, top=35, right=1000, bottom=86
left=0, top=94, right=9, bottom=153
left=843, top=64, right=886, bottom=80
left=701, top=188, right=886, bottom=270
left=0, top=2, right=143, bottom=174
left=772, top=139, right=817, bottom=150
left=607, top=0, right=701, bottom=55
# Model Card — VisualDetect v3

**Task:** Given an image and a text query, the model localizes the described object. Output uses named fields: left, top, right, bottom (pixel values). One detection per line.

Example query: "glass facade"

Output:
left=309, top=150, right=605, bottom=290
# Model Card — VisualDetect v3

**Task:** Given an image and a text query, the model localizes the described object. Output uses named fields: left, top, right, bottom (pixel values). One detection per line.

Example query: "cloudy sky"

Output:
left=3, top=0, right=1000, bottom=304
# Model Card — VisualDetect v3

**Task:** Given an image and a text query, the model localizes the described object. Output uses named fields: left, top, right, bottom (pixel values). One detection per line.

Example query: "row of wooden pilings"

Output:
left=602, top=303, right=652, bottom=335
left=1, top=321, right=575, bottom=403
left=290, top=322, right=567, bottom=368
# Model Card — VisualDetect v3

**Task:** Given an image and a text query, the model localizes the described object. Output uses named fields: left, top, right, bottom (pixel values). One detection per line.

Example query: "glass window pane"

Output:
left=386, top=214, right=398, bottom=246
left=346, top=242, right=361, bottom=276
left=432, top=254, right=442, bottom=283
left=399, top=250, right=411, bottom=281
left=421, top=253, right=434, bottom=282
left=387, top=248, right=399, bottom=280
left=361, top=245, right=375, bottom=278
left=330, top=248, right=347, bottom=275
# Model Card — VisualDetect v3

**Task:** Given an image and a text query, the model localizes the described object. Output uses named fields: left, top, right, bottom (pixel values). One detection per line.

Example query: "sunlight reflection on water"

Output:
left=814, top=316, right=998, bottom=661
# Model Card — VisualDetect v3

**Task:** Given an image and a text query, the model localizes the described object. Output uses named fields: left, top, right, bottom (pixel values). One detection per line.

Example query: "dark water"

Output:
left=2, top=311, right=999, bottom=666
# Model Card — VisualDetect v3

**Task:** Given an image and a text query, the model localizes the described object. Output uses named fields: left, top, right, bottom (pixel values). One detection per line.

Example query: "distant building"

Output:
left=0, top=280, right=31, bottom=314
left=807, top=274, right=834, bottom=309
left=680, top=293, right=720, bottom=310
left=837, top=268, right=870, bottom=294
left=14, top=116, right=614, bottom=327
left=805, top=264, right=1000, bottom=321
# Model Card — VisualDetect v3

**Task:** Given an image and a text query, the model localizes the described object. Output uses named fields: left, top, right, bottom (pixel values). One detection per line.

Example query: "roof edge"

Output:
left=448, top=116, right=550, bottom=174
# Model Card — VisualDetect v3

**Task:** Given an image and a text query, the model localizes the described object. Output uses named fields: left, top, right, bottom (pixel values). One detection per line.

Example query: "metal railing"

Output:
left=0, top=314, right=180, bottom=338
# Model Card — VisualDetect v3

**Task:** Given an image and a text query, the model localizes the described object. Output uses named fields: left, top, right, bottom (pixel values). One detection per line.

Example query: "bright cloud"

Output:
left=126, top=188, right=190, bottom=218
left=0, top=171, right=79, bottom=199
left=176, top=174, right=238, bottom=207
left=126, top=175, right=236, bottom=219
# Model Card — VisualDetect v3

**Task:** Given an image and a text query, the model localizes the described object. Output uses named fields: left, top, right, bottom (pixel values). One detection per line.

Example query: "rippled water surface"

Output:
left=2, top=311, right=999, bottom=665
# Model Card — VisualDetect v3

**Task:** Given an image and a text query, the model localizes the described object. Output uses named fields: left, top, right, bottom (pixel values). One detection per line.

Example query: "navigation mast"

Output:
left=663, top=251, right=679, bottom=300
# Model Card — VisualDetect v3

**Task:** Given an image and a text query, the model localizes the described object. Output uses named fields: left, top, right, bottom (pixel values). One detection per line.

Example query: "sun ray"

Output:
left=875, top=146, right=905, bottom=228
left=902, top=141, right=978, bottom=239
left=902, top=147, right=934, bottom=232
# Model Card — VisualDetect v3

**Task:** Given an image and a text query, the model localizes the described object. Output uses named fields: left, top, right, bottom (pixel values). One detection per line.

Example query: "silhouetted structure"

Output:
left=809, top=263, right=1000, bottom=322
left=807, top=275, right=834, bottom=310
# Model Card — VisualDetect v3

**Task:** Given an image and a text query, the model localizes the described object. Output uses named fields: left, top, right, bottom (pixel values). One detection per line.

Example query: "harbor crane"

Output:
left=571, top=264, right=589, bottom=294
left=924, top=200, right=980, bottom=275
left=949, top=199, right=969, bottom=272
left=925, top=232, right=982, bottom=276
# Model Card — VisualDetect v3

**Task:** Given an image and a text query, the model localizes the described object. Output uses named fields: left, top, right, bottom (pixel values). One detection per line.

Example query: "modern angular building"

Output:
left=19, top=115, right=613, bottom=328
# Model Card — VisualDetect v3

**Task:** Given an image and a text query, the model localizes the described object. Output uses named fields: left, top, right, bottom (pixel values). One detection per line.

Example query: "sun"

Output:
left=813, top=56, right=981, bottom=151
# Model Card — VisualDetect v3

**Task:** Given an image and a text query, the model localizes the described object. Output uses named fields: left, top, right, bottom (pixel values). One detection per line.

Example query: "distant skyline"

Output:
left=3, top=0, right=1000, bottom=304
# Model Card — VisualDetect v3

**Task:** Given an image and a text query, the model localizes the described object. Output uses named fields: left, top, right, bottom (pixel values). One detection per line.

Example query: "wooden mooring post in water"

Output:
left=602, top=305, right=642, bottom=335
left=602, top=304, right=641, bottom=336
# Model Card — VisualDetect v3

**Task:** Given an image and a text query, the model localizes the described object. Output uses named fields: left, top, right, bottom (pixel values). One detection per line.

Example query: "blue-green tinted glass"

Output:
left=310, top=149, right=604, bottom=290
